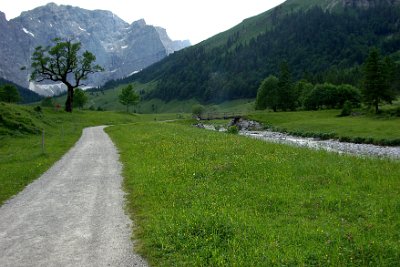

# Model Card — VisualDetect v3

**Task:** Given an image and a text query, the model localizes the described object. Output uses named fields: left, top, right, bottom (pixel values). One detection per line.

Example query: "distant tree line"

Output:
left=0, top=84, right=20, bottom=103
left=104, top=5, right=400, bottom=103
left=0, top=78, right=42, bottom=103
left=255, top=49, right=398, bottom=113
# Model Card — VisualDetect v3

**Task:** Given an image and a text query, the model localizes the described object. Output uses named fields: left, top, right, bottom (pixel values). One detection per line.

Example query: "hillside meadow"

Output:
left=107, top=122, right=400, bottom=266
left=52, top=83, right=256, bottom=114
left=1, top=102, right=400, bottom=266
left=0, top=103, right=181, bottom=205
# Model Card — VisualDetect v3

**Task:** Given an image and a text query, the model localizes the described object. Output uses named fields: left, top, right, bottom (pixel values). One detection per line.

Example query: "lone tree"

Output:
left=119, top=84, right=140, bottom=112
left=0, top=84, right=20, bottom=103
left=73, top=88, right=88, bottom=109
left=255, top=75, right=279, bottom=111
left=30, top=38, right=103, bottom=112
left=192, top=104, right=205, bottom=118
left=278, top=62, right=295, bottom=111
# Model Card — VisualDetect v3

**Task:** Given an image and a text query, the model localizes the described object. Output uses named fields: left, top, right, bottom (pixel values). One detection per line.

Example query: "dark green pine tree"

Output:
left=119, top=84, right=140, bottom=113
left=0, top=84, right=20, bottom=103
left=363, top=49, right=395, bottom=113
left=278, top=62, right=296, bottom=111
left=382, top=56, right=397, bottom=97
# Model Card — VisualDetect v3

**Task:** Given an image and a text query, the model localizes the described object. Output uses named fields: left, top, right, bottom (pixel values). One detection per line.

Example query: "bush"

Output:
left=304, top=83, right=361, bottom=110
left=33, top=106, right=42, bottom=112
left=336, top=84, right=361, bottom=107
left=339, top=100, right=353, bottom=117
left=192, top=104, right=205, bottom=118
left=380, top=106, right=400, bottom=117
left=41, top=97, right=53, bottom=107
left=227, top=125, right=239, bottom=134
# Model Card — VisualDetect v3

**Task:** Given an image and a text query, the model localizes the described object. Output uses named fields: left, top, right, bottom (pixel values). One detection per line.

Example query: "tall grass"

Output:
left=107, top=122, right=400, bottom=266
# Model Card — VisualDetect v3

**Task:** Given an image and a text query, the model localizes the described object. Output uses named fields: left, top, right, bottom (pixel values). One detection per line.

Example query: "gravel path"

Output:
left=0, top=126, right=148, bottom=267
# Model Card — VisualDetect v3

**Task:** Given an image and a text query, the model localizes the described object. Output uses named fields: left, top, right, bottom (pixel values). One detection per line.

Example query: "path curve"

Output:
left=0, top=126, right=148, bottom=267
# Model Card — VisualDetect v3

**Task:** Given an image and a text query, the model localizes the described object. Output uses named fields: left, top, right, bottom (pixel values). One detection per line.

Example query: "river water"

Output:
left=241, top=130, right=400, bottom=159
left=201, top=125, right=400, bottom=159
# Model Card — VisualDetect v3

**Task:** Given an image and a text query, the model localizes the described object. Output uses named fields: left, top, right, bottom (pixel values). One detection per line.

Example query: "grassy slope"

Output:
left=197, top=0, right=340, bottom=50
left=0, top=103, right=180, bottom=205
left=53, top=82, right=156, bottom=112
left=283, top=0, right=339, bottom=11
left=107, top=122, right=400, bottom=266
left=53, top=85, right=256, bottom=114
left=197, top=0, right=299, bottom=49
left=249, top=109, right=400, bottom=144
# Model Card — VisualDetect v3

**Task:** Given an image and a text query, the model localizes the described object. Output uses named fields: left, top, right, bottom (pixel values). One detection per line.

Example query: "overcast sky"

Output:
left=1, top=0, right=286, bottom=44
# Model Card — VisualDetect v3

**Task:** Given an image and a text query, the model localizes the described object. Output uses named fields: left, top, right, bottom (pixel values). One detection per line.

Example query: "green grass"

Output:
left=53, top=85, right=256, bottom=114
left=53, top=82, right=157, bottom=112
left=107, top=122, right=400, bottom=266
left=0, top=103, right=181, bottom=205
left=249, top=109, right=400, bottom=145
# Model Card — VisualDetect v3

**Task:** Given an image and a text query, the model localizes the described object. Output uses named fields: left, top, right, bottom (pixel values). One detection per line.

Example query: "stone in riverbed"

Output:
left=227, top=117, right=263, bottom=131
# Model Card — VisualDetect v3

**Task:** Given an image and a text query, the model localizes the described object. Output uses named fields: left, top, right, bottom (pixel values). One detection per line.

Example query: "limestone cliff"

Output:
left=0, top=3, right=190, bottom=95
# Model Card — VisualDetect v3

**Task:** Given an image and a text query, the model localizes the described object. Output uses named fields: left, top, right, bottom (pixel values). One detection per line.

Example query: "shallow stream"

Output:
left=240, top=130, right=400, bottom=159
left=202, top=124, right=400, bottom=159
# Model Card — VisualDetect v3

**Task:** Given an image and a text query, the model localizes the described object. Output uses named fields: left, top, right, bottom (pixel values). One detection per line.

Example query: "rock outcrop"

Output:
left=0, top=3, right=190, bottom=95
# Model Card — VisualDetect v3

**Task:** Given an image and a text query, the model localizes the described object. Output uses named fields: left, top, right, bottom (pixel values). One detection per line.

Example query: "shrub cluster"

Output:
left=303, top=83, right=361, bottom=111
left=256, top=77, right=362, bottom=112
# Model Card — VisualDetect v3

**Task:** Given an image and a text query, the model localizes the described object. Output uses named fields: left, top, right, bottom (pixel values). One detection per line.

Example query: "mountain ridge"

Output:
left=0, top=3, right=190, bottom=96
left=105, top=0, right=400, bottom=103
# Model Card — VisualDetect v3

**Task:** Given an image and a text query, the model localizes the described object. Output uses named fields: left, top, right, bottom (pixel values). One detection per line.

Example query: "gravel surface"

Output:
left=241, top=130, right=400, bottom=159
left=0, top=126, right=148, bottom=267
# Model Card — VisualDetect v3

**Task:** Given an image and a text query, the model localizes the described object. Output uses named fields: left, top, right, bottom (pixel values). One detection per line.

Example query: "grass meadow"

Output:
left=0, top=103, right=181, bottom=205
left=53, top=83, right=255, bottom=114
left=107, top=122, right=400, bottom=266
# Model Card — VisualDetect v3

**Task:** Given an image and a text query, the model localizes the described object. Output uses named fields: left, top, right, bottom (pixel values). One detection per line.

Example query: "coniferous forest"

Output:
left=105, top=5, right=400, bottom=103
left=0, top=77, right=42, bottom=103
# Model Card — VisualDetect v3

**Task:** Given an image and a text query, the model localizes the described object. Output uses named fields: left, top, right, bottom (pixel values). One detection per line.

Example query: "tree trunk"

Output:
left=65, top=86, right=74, bottom=113
left=375, top=101, right=379, bottom=114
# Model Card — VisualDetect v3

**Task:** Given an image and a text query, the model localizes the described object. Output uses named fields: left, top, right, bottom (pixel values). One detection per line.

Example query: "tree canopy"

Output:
left=255, top=75, right=279, bottom=111
left=363, top=48, right=396, bottom=113
left=0, top=84, right=20, bottom=103
left=119, top=84, right=140, bottom=112
left=30, top=38, right=103, bottom=112
left=73, top=89, right=88, bottom=109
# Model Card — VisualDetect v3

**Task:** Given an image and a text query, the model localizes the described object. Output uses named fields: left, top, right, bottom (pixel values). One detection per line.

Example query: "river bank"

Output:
left=197, top=123, right=400, bottom=159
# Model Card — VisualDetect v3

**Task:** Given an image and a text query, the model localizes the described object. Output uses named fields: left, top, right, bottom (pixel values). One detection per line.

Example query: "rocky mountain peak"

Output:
left=0, top=11, right=6, bottom=22
left=0, top=4, right=190, bottom=96
left=132, top=19, right=147, bottom=28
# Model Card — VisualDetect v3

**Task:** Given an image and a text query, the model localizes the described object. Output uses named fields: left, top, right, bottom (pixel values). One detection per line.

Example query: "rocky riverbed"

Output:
left=196, top=122, right=400, bottom=159
left=241, top=130, right=400, bottom=159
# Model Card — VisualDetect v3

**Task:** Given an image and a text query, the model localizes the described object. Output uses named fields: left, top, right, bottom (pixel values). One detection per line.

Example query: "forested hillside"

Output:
left=104, top=3, right=400, bottom=103
left=0, top=78, right=42, bottom=103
